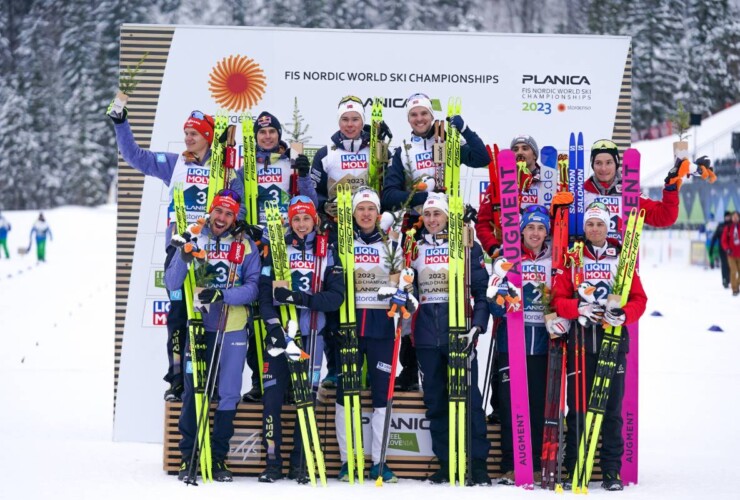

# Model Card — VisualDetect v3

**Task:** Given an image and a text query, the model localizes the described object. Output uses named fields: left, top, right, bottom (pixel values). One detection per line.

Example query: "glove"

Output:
left=405, top=294, right=419, bottom=314
left=463, top=204, right=478, bottom=224
left=198, top=288, right=223, bottom=304
left=664, top=157, right=691, bottom=191
left=106, top=96, right=128, bottom=124
left=546, top=316, right=571, bottom=336
left=578, top=302, right=605, bottom=325
left=604, top=306, right=626, bottom=326
left=378, top=120, right=393, bottom=141
left=266, top=324, right=288, bottom=350
left=295, top=154, right=310, bottom=178
left=231, top=220, right=263, bottom=242
left=379, top=210, right=404, bottom=232
left=550, top=191, right=574, bottom=216
left=458, top=326, right=480, bottom=351
left=274, top=287, right=310, bottom=307
left=446, top=115, right=467, bottom=134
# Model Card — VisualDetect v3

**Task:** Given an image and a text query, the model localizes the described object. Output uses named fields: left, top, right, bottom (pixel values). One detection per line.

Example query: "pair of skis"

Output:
left=264, top=201, right=327, bottom=487
left=336, top=183, right=365, bottom=483
left=368, top=98, right=389, bottom=193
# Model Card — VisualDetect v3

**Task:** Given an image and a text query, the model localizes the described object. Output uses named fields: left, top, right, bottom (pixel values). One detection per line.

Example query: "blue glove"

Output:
left=447, top=115, right=467, bottom=134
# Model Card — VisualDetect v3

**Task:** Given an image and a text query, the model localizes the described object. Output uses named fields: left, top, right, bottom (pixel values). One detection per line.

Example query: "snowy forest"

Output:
left=0, top=0, right=738, bottom=209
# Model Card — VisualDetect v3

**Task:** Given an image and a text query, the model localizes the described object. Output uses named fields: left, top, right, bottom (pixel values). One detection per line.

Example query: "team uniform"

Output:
left=550, top=238, right=647, bottom=484
left=258, top=228, right=344, bottom=481
left=164, top=224, right=261, bottom=480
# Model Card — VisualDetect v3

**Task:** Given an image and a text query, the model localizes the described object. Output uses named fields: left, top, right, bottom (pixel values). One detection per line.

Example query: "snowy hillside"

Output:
left=0, top=206, right=738, bottom=499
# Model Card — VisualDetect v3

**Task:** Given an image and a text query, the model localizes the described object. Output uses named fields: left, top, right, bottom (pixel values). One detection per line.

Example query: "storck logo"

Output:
left=415, top=151, right=434, bottom=170
left=522, top=263, right=546, bottom=282
left=584, top=262, right=612, bottom=281
left=425, top=247, right=448, bottom=264
left=186, top=166, right=210, bottom=185
left=355, top=246, right=380, bottom=264
left=341, top=153, right=368, bottom=170
left=258, top=166, right=283, bottom=184
left=290, top=252, right=315, bottom=269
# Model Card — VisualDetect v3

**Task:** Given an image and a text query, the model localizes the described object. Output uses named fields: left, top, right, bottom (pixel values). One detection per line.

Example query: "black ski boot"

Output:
left=164, top=383, right=183, bottom=402
left=242, top=384, right=262, bottom=403
left=177, top=460, right=193, bottom=481
left=212, top=460, right=233, bottom=482
left=258, top=464, right=284, bottom=483
left=288, top=464, right=310, bottom=484
left=601, top=470, right=623, bottom=491
left=427, top=462, right=450, bottom=484
left=471, top=459, right=492, bottom=485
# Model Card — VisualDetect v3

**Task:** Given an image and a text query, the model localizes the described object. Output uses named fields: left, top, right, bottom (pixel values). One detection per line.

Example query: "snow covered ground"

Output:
left=0, top=206, right=738, bottom=499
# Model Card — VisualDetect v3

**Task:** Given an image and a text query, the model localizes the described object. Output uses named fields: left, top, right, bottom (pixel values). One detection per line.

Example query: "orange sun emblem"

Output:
left=209, top=55, right=266, bottom=111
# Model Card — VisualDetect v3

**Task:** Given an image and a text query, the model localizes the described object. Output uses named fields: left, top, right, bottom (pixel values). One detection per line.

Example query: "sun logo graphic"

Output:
left=209, top=55, right=266, bottom=111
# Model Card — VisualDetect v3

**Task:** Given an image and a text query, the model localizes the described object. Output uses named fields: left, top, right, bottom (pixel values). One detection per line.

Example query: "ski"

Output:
left=497, top=149, right=534, bottom=488
left=368, top=97, right=388, bottom=193
left=576, top=133, right=585, bottom=237
left=265, top=201, right=327, bottom=487
left=620, top=148, right=641, bottom=485
left=444, top=97, right=462, bottom=193
left=173, top=185, right=212, bottom=484
left=336, top=183, right=364, bottom=484
left=539, top=147, right=569, bottom=490
left=206, top=111, right=229, bottom=211
left=573, top=208, right=645, bottom=493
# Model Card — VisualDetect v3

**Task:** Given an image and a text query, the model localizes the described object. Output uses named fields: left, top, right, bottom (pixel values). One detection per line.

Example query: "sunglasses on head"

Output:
left=586, top=201, right=609, bottom=211
left=217, top=188, right=242, bottom=204
left=592, top=139, right=618, bottom=151
left=407, top=92, right=431, bottom=101
left=289, top=195, right=313, bottom=206
left=523, top=204, right=549, bottom=217
left=189, top=110, right=214, bottom=127
left=339, top=95, right=363, bottom=106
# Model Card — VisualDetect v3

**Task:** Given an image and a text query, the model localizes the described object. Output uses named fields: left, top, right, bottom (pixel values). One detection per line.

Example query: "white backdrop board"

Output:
left=113, top=25, right=631, bottom=443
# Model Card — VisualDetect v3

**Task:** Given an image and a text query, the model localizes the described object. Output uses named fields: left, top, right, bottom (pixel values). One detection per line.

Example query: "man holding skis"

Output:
left=550, top=202, right=647, bottom=491
left=164, top=189, right=260, bottom=482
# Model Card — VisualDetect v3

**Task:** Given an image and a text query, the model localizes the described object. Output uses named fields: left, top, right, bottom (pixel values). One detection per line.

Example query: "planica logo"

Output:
left=522, top=75, right=591, bottom=85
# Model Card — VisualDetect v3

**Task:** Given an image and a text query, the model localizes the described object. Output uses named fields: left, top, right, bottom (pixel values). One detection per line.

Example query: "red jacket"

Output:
left=475, top=183, right=501, bottom=255
left=550, top=239, right=647, bottom=353
left=583, top=177, right=679, bottom=228
left=721, top=222, right=740, bottom=258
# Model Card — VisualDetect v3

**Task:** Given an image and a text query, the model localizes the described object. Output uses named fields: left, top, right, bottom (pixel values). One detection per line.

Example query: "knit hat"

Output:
left=405, top=93, right=434, bottom=117
left=209, top=188, right=241, bottom=215
left=254, top=111, right=282, bottom=140
left=337, top=96, right=365, bottom=123
left=520, top=205, right=551, bottom=233
left=422, top=193, right=449, bottom=216
left=584, top=201, right=611, bottom=227
left=352, top=187, right=381, bottom=213
left=288, top=195, right=318, bottom=223
left=590, top=139, right=620, bottom=168
left=183, top=111, right=215, bottom=144
left=511, top=134, right=539, bottom=159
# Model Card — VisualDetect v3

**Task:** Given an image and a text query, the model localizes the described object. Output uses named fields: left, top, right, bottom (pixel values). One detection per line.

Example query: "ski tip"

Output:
left=375, top=477, right=383, bottom=487
left=555, top=484, right=564, bottom=494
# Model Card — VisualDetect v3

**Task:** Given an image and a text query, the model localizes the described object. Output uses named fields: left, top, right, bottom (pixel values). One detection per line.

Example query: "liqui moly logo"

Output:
left=153, top=300, right=170, bottom=326
left=521, top=188, right=538, bottom=205
left=479, top=181, right=490, bottom=205
left=522, top=263, right=546, bottom=282
left=341, top=153, right=368, bottom=170
left=355, top=246, right=380, bottom=264
left=415, top=151, right=434, bottom=169
left=584, top=262, right=612, bottom=280
left=290, top=252, right=315, bottom=269
left=425, top=247, right=449, bottom=264
left=258, top=167, right=283, bottom=184
left=594, top=196, right=620, bottom=214
left=186, top=166, right=210, bottom=185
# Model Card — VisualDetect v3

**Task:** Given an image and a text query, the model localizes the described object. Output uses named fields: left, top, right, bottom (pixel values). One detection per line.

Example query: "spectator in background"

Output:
left=710, top=211, right=732, bottom=288
left=720, top=211, right=740, bottom=296
left=0, top=212, right=11, bottom=259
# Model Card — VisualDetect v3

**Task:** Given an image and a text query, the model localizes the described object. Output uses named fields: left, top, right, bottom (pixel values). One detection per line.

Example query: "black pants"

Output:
left=497, top=352, right=548, bottom=471
left=165, top=290, right=187, bottom=386
left=246, top=325, right=261, bottom=390
left=564, top=349, right=626, bottom=474
left=719, top=251, right=730, bottom=287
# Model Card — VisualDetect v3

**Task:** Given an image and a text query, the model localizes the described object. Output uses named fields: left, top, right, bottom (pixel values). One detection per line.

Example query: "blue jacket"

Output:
left=258, top=230, right=344, bottom=337
left=164, top=226, right=260, bottom=332
left=412, top=231, right=490, bottom=348
left=381, top=126, right=489, bottom=211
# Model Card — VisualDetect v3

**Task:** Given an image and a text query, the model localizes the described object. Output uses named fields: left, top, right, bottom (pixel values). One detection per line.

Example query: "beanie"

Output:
left=511, top=134, right=539, bottom=159
left=183, top=111, right=215, bottom=144
left=253, top=111, right=282, bottom=141
left=337, top=96, right=365, bottom=123
left=352, top=188, right=381, bottom=213
left=520, top=205, right=551, bottom=233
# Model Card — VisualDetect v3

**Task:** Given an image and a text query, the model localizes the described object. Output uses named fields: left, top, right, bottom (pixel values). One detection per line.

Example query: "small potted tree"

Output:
left=670, top=100, right=691, bottom=160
